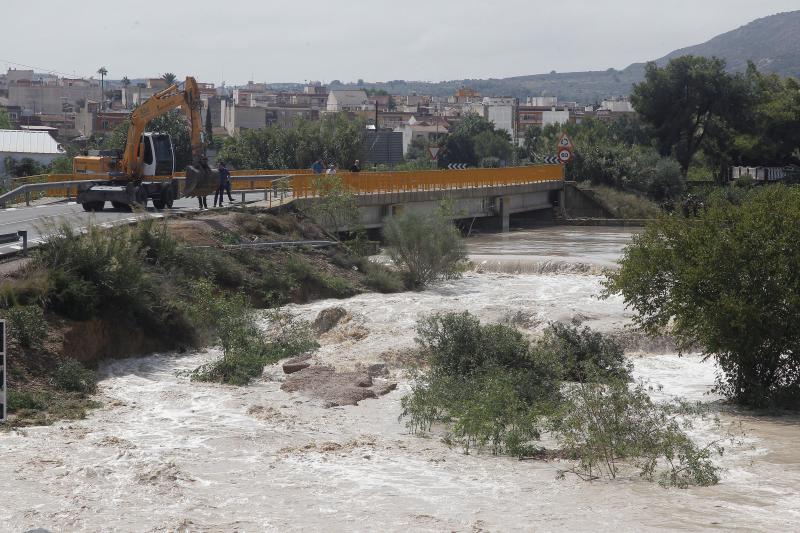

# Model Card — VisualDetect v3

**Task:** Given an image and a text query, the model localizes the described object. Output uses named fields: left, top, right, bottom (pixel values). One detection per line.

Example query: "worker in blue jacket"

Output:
left=215, top=161, right=234, bottom=207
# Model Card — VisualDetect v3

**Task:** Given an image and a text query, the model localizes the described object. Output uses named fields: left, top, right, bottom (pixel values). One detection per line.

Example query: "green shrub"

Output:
left=285, top=254, right=358, bottom=299
left=0, top=269, right=50, bottom=308
left=5, top=305, right=47, bottom=349
left=416, top=312, right=560, bottom=399
left=363, top=262, right=405, bottom=293
left=403, top=367, right=543, bottom=456
left=605, top=185, right=800, bottom=408
left=190, top=295, right=318, bottom=385
left=403, top=312, right=561, bottom=456
left=37, top=222, right=153, bottom=320
left=402, top=312, right=723, bottom=486
left=591, top=185, right=662, bottom=219
left=553, top=379, right=722, bottom=487
left=51, top=359, right=97, bottom=394
left=383, top=210, right=467, bottom=288
left=538, top=322, right=631, bottom=383
left=48, top=270, right=98, bottom=320
left=7, top=390, right=49, bottom=412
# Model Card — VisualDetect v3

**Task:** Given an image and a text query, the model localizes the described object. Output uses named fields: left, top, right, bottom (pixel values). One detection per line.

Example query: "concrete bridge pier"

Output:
left=498, top=195, right=511, bottom=232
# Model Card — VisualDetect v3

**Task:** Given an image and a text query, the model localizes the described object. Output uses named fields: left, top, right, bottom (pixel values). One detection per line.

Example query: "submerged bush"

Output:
left=538, top=322, right=631, bottom=383
left=403, top=312, right=561, bottom=456
left=363, top=262, right=406, bottom=293
left=402, top=312, right=723, bottom=486
left=553, top=379, right=722, bottom=487
left=383, top=210, right=467, bottom=288
left=190, top=292, right=318, bottom=386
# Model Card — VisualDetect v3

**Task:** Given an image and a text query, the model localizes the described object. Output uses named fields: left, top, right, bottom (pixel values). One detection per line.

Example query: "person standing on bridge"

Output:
left=312, top=158, right=324, bottom=174
left=215, top=161, right=233, bottom=207
left=349, top=159, right=361, bottom=173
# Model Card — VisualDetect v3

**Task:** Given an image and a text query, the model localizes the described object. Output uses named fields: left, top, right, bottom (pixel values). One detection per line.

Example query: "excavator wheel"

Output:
left=82, top=201, right=105, bottom=212
left=153, top=186, right=174, bottom=210
left=132, top=186, right=148, bottom=210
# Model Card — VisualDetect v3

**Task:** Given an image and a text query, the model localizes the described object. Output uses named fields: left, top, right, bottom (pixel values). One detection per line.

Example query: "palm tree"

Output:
left=121, top=76, right=131, bottom=109
left=161, top=72, right=177, bottom=85
left=97, top=66, right=108, bottom=110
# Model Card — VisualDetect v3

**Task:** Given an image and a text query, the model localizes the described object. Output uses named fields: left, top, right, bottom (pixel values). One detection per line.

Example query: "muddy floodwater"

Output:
left=2, top=227, right=799, bottom=532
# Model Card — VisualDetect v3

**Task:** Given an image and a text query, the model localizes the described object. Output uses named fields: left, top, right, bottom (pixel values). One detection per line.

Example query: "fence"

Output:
left=291, top=165, right=565, bottom=198
left=1, top=165, right=564, bottom=206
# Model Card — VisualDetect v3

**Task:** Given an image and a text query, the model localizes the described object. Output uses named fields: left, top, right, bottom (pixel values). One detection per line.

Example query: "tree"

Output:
left=49, top=156, right=74, bottom=175
left=97, top=66, right=108, bottom=111
left=121, top=76, right=131, bottom=88
left=631, top=56, right=748, bottom=177
left=0, top=108, right=12, bottom=129
left=161, top=72, right=177, bottom=85
left=383, top=208, right=467, bottom=288
left=438, top=113, right=512, bottom=168
left=304, top=174, right=359, bottom=233
left=604, top=185, right=800, bottom=408
left=4, top=156, right=46, bottom=178
left=101, top=110, right=193, bottom=170
left=732, top=64, right=800, bottom=167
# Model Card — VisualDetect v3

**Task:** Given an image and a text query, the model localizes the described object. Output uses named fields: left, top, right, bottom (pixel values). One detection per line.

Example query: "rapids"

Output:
left=1, top=227, right=798, bottom=532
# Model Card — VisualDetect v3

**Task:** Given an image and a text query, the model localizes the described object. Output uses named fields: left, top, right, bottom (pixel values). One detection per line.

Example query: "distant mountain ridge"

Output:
left=320, top=10, right=800, bottom=103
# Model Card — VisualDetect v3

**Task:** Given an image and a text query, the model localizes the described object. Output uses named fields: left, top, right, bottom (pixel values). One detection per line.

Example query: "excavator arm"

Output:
left=121, top=77, right=213, bottom=195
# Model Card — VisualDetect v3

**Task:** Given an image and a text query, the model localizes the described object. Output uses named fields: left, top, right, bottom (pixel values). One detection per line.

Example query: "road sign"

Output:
left=558, top=133, right=574, bottom=150
left=557, top=148, right=573, bottom=164
left=542, top=155, right=559, bottom=164
left=428, top=147, right=440, bottom=160
left=447, top=163, right=467, bottom=170
left=0, top=320, right=6, bottom=423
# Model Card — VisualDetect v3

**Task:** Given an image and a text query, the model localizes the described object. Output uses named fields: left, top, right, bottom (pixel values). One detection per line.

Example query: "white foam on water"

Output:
left=1, top=227, right=798, bottom=532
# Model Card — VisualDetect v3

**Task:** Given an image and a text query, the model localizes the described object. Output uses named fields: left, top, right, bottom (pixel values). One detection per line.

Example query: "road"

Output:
left=0, top=191, right=278, bottom=256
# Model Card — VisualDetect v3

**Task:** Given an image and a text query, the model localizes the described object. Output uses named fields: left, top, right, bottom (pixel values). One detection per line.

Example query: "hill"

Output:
left=650, top=10, right=800, bottom=76
left=319, top=11, right=800, bottom=102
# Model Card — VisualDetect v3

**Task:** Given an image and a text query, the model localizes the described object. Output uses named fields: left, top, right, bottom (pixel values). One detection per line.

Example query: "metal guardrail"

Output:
left=0, top=179, right=103, bottom=208
left=0, top=175, right=294, bottom=208
left=0, top=231, right=28, bottom=253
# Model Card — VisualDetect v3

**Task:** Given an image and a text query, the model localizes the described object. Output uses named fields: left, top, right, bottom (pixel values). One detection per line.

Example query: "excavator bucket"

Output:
left=184, top=164, right=218, bottom=197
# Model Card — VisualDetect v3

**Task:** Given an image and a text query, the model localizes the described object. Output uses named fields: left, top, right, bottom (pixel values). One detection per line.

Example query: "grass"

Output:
left=589, top=185, right=662, bottom=219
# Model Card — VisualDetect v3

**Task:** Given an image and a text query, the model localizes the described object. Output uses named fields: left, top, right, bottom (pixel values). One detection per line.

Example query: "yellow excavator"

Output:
left=73, top=76, right=217, bottom=211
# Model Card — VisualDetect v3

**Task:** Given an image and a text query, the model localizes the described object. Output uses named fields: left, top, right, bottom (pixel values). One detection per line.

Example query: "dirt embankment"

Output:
left=1, top=206, right=401, bottom=425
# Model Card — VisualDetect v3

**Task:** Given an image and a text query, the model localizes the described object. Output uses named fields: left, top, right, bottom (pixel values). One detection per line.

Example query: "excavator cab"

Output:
left=140, top=133, right=175, bottom=177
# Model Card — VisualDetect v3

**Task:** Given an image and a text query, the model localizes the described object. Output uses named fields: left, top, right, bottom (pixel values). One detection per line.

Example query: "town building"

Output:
left=0, top=129, right=66, bottom=178
left=397, top=117, right=449, bottom=155
left=326, top=90, right=369, bottom=112
left=75, top=102, right=130, bottom=138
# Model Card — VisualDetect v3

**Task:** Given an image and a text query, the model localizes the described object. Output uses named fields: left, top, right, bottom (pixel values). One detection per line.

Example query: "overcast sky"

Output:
left=2, top=1, right=798, bottom=85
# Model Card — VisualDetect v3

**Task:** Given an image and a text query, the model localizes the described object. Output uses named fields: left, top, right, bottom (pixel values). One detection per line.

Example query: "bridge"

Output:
left=0, top=165, right=564, bottom=255
left=291, top=165, right=565, bottom=231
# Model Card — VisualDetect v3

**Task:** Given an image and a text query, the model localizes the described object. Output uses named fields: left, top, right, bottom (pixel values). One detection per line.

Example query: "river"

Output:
left=1, top=227, right=798, bottom=532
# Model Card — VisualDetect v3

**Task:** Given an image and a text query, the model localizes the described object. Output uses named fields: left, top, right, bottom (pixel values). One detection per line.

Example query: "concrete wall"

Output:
left=564, top=182, right=614, bottom=218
